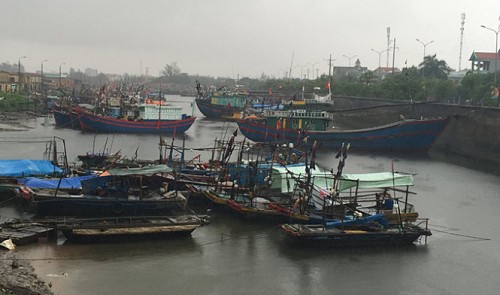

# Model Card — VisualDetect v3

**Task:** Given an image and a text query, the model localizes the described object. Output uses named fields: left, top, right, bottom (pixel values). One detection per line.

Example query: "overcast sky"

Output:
left=2, top=0, right=499, bottom=79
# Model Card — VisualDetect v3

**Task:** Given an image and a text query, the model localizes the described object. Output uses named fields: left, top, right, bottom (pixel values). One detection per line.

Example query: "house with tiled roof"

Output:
left=332, top=59, right=368, bottom=78
left=469, top=51, right=500, bottom=73
left=373, top=66, right=401, bottom=79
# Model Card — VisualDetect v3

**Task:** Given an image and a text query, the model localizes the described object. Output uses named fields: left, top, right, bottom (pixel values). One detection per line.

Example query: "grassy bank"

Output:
left=0, top=93, right=35, bottom=113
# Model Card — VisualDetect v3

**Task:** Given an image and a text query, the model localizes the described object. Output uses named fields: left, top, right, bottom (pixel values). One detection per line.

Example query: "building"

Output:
left=0, top=70, right=80, bottom=95
left=0, top=71, right=18, bottom=93
left=84, top=68, right=98, bottom=77
left=469, top=51, right=500, bottom=73
left=333, top=59, right=368, bottom=79
left=373, top=67, right=401, bottom=79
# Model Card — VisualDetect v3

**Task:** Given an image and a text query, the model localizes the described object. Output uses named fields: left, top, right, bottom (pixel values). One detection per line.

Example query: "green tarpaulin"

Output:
left=270, top=164, right=333, bottom=193
left=105, top=164, right=172, bottom=176
left=269, top=165, right=413, bottom=193
left=338, top=172, right=414, bottom=191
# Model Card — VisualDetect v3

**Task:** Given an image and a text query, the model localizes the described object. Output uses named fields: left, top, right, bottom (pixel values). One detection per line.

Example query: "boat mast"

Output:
left=328, top=54, right=334, bottom=96
left=158, top=87, right=163, bottom=162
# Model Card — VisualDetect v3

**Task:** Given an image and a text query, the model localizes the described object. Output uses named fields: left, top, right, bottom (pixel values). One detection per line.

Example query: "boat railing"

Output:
left=264, top=109, right=333, bottom=120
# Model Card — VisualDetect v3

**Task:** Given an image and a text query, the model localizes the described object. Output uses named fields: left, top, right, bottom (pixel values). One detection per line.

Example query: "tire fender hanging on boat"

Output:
left=112, top=201, right=124, bottom=214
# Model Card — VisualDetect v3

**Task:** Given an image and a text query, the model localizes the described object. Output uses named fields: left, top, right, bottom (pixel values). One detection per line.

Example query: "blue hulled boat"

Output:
left=236, top=112, right=450, bottom=151
left=195, top=81, right=251, bottom=119
left=53, top=109, right=79, bottom=129
left=52, top=103, right=95, bottom=129
left=78, top=102, right=196, bottom=134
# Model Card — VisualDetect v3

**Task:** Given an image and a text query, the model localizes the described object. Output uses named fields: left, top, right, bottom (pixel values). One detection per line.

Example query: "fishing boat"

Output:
left=195, top=81, right=250, bottom=119
left=281, top=215, right=430, bottom=247
left=203, top=159, right=333, bottom=223
left=52, top=103, right=93, bottom=129
left=236, top=109, right=450, bottom=151
left=30, top=164, right=189, bottom=218
left=53, top=215, right=208, bottom=243
left=280, top=145, right=432, bottom=247
left=53, top=108, right=80, bottom=129
left=78, top=102, right=196, bottom=134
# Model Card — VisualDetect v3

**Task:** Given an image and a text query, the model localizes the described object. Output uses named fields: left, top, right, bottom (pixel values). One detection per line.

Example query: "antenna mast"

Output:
left=459, top=13, right=466, bottom=71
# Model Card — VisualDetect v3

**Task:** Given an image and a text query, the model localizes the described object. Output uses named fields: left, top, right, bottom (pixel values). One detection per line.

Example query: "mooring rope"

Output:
left=430, top=228, right=490, bottom=241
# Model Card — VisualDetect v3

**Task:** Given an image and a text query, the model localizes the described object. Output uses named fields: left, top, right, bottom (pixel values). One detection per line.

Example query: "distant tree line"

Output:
left=155, top=57, right=498, bottom=106
left=2, top=57, right=497, bottom=106
left=0, top=62, right=24, bottom=72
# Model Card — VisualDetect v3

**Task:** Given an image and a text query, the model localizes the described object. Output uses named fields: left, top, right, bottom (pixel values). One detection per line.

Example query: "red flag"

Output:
left=276, top=118, right=282, bottom=129
left=326, top=82, right=330, bottom=89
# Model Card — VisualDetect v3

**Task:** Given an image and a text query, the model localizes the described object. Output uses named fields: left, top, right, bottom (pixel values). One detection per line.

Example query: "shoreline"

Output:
left=0, top=111, right=42, bottom=132
left=0, top=252, right=53, bottom=295
left=1, top=110, right=52, bottom=295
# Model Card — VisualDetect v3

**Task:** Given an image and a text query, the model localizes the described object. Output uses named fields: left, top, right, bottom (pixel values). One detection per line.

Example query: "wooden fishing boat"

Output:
left=54, top=215, right=207, bottom=243
left=29, top=165, right=188, bottom=218
left=53, top=108, right=80, bottom=129
left=52, top=103, right=93, bottom=129
left=281, top=218, right=431, bottom=248
left=202, top=161, right=336, bottom=223
left=195, top=83, right=250, bottom=119
left=79, top=110, right=195, bottom=134
left=280, top=146, right=432, bottom=247
left=236, top=109, right=450, bottom=151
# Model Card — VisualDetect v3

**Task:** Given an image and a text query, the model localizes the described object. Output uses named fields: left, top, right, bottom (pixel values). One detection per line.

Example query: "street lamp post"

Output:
left=416, top=38, right=434, bottom=60
left=480, top=24, right=500, bottom=88
left=370, top=49, right=387, bottom=69
left=59, top=62, right=65, bottom=89
left=17, top=56, right=26, bottom=93
left=342, top=55, right=357, bottom=67
left=416, top=39, right=434, bottom=78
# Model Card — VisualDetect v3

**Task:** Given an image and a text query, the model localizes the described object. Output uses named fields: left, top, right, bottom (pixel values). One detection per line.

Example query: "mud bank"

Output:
left=0, top=252, right=53, bottom=295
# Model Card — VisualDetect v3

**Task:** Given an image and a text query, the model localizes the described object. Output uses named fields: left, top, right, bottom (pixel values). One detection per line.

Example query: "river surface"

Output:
left=1, top=96, right=500, bottom=295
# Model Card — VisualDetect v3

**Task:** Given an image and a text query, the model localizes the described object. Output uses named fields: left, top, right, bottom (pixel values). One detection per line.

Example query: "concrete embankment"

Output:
left=332, top=96, right=500, bottom=174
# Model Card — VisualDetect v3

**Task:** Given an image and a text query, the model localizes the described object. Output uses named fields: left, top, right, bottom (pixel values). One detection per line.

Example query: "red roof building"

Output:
left=469, top=51, right=500, bottom=73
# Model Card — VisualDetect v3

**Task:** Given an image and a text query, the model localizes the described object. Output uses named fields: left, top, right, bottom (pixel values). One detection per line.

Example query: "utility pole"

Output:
left=386, top=27, right=391, bottom=68
left=392, top=38, right=396, bottom=74
left=59, top=62, right=65, bottom=90
left=18, top=56, right=26, bottom=94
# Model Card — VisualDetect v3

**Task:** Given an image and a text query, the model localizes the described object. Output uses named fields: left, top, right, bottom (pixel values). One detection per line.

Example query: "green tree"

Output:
left=419, top=55, right=452, bottom=79
left=459, top=72, right=496, bottom=105
left=359, top=71, right=377, bottom=86
left=161, top=62, right=181, bottom=77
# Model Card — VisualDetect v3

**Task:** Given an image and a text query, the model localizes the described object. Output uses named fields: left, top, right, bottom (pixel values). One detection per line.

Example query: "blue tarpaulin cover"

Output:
left=18, top=175, right=96, bottom=189
left=0, top=160, right=63, bottom=177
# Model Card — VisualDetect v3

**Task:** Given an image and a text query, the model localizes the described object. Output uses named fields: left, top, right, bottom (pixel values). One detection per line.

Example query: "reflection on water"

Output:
left=2, top=96, right=500, bottom=294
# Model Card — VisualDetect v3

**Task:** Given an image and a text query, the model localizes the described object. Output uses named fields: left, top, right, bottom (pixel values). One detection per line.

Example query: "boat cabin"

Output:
left=138, top=104, right=185, bottom=120
left=264, top=109, right=333, bottom=131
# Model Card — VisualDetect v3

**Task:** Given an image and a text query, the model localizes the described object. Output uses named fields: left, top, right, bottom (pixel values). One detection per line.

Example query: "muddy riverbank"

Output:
left=0, top=252, right=53, bottom=295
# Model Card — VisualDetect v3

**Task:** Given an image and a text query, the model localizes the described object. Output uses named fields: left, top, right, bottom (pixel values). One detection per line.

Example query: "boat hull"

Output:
left=236, top=117, right=450, bottom=151
left=281, top=224, right=430, bottom=247
left=57, top=215, right=204, bottom=243
left=79, top=111, right=195, bottom=134
left=195, top=98, right=244, bottom=119
left=53, top=109, right=80, bottom=129
left=34, top=197, right=187, bottom=218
